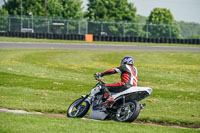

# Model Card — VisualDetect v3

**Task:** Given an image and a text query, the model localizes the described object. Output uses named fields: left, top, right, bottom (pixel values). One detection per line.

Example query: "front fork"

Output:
left=75, top=93, right=91, bottom=108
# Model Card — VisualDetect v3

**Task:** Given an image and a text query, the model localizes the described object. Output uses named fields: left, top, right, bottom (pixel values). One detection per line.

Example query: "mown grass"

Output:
left=0, top=49, right=200, bottom=126
left=0, top=36, right=200, bottom=47
left=0, top=113, right=199, bottom=133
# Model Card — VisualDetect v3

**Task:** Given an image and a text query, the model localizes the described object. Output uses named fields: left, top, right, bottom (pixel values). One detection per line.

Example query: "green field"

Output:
left=0, top=113, right=199, bottom=133
left=0, top=49, right=200, bottom=132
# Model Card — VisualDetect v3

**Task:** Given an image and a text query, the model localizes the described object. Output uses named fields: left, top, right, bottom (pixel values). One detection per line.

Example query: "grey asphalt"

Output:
left=0, top=42, right=200, bottom=52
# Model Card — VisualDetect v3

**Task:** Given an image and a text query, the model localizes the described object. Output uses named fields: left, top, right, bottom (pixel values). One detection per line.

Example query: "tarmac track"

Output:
left=0, top=42, right=200, bottom=52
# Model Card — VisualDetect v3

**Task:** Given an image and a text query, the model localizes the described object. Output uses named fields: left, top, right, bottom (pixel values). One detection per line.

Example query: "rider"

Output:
left=95, top=56, right=138, bottom=102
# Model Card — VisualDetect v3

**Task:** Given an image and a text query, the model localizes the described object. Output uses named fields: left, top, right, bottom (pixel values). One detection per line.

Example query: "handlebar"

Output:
left=94, top=73, right=102, bottom=82
left=94, top=75, right=101, bottom=81
left=94, top=74, right=105, bottom=86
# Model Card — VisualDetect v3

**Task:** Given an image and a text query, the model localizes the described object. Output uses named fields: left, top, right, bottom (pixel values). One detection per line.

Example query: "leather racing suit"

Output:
left=101, top=64, right=138, bottom=93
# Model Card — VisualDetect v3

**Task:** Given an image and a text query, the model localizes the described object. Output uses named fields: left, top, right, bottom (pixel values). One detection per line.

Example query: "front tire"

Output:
left=114, top=100, right=140, bottom=122
left=67, top=98, right=90, bottom=118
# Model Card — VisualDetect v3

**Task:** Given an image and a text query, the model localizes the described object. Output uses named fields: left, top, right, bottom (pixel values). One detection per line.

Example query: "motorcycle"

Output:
left=67, top=75, right=152, bottom=122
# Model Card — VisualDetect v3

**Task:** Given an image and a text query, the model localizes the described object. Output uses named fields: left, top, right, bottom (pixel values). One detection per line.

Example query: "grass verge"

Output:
left=0, top=49, right=200, bottom=126
left=0, top=113, right=199, bottom=133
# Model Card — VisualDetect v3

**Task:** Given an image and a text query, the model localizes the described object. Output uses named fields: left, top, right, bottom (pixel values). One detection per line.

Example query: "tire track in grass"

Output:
left=0, top=107, right=199, bottom=130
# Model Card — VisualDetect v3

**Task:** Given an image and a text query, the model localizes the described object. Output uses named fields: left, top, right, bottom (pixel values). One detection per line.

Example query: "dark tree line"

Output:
left=0, top=0, right=187, bottom=38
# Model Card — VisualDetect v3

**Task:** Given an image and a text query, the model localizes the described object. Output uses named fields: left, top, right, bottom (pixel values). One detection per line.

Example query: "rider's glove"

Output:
left=94, top=72, right=102, bottom=80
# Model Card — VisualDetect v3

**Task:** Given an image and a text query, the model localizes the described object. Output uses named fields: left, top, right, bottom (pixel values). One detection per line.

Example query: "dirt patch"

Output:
left=135, top=120, right=200, bottom=129
left=42, top=113, right=66, bottom=118
left=0, top=107, right=199, bottom=130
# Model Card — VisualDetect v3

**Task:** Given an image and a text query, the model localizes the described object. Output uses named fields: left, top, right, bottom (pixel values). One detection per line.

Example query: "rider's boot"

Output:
left=100, top=87, right=114, bottom=107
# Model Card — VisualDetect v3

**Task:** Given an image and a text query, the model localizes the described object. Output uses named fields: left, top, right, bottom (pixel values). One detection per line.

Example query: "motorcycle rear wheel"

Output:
left=114, top=100, right=140, bottom=122
left=67, top=98, right=90, bottom=118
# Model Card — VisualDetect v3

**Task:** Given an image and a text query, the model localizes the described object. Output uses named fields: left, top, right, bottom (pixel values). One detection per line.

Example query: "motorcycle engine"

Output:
left=92, top=94, right=103, bottom=110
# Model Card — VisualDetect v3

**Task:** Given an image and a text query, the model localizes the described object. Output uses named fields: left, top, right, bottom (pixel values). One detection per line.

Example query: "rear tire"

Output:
left=67, top=98, right=90, bottom=118
left=114, top=100, right=140, bottom=122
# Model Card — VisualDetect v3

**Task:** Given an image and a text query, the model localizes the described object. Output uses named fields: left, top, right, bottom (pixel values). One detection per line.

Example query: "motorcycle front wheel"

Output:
left=67, top=98, right=90, bottom=118
left=114, top=100, right=140, bottom=122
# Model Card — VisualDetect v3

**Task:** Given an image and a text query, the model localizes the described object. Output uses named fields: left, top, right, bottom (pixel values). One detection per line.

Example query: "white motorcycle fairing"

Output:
left=88, top=86, right=152, bottom=120
left=89, top=109, right=108, bottom=120
left=112, top=87, right=152, bottom=102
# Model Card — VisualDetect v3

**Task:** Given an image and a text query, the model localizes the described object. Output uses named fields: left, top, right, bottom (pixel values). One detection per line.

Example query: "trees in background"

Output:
left=2, top=0, right=199, bottom=38
left=145, top=8, right=181, bottom=38
left=133, top=14, right=200, bottom=39
left=3, top=0, right=44, bottom=17
left=2, top=0, right=83, bottom=33
left=2, top=0, right=83, bottom=18
left=0, top=8, right=8, bottom=16
left=179, top=21, right=200, bottom=39
left=60, top=0, right=83, bottom=19
left=86, top=0, right=136, bottom=21
left=86, top=0, right=143, bottom=36
left=0, top=9, right=8, bottom=32
left=47, top=0, right=63, bottom=18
